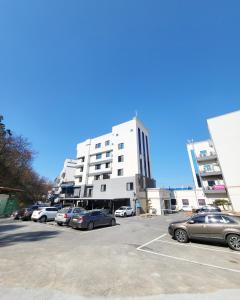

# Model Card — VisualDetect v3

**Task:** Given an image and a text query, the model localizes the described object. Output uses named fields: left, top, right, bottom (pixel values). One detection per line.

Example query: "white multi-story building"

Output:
left=52, top=159, right=77, bottom=200
left=187, top=110, right=240, bottom=211
left=65, top=117, right=156, bottom=211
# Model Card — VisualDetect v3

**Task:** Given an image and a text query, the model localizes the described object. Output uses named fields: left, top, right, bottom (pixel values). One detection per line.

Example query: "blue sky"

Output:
left=0, top=0, right=239, bottom=187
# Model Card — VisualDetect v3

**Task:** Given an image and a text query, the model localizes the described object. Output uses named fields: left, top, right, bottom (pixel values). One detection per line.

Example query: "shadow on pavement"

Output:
left=0, top=230, right=60, bottom=248
left=0, top=224, right=26, bottom=234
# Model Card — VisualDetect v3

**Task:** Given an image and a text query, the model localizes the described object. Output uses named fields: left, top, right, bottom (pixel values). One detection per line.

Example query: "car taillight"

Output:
left=64, top=214, right=68, bottom=218
left=77, top=216, right=85, bottom=223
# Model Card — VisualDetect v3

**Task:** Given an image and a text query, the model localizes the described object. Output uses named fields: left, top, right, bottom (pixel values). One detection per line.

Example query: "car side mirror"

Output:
left=188, top=220, right=195, bottom=224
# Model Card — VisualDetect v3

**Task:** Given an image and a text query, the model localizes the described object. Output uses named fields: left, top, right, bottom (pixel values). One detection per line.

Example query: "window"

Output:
left=105, top=162, right=110, bottom=168
left=94, top=175, right=101, bottom=180
left=79, top=166, right=84, bottom=172
left=105, top=140, right=110, bottom=146
left=79, top=156, right=85, bottom=162
left=126, top=182, right=134, bottom=191
left=191, top=215, right=206, bottom=224
left=198, top=199, right=206, bottom=206
left=117, top=169, right=123, bottom=176
left=171, top=199, right=176, bottom=205
left=106, top=151, right=111, bottom=158
left=118, top=155, right=124, bottom=162
left=200, top=150, right=207, bottom=157
left=101, top=184, right=106, bottom=192
left=79, top=176, right=82, bottom=183
left=204, top=164, right=212, bottom=172
left=95, top=143, right=101, bottom=149
left=87, top=188, right=92, bottom=197
left=95, top=164, right=101, bottom=170
left=222, top=215, right=236, bottom=224
left=208, top=215, right=225, bottom=224
left=91, top=211, right=101, bottom=216
left=96, top=153, right=102, bottom=160
left=118, top=143, right=124, bottom=150
left=103, top=174, right=110, bottom=179
left=182, top=199, right=189, bottom=205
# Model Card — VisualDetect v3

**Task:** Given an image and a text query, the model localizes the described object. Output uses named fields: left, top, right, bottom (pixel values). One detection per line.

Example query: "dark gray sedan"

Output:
left=70, top=210, right=116, bottom=230
left=168, top=213, right=240, bottom=251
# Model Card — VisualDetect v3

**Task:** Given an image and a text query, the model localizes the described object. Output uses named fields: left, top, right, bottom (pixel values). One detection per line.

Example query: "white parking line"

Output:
left=156, top=239, right=240, bottom=255
left=136, top=234, right=240, bottom=274
left=136, top=234, right=166, bottom=250
left=137, top=247, right=240, bottom=274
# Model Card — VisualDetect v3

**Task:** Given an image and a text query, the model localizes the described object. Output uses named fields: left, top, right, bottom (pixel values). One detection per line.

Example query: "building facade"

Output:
left=55, top=117, right=155, bottom=212
left=52, top=159, right=78, bottom=201
left=187, top=110, right=240, bottom=211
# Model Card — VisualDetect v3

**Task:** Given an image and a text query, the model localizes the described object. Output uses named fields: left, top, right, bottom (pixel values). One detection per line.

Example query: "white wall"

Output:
left=208, top=110, right=240, bottom=211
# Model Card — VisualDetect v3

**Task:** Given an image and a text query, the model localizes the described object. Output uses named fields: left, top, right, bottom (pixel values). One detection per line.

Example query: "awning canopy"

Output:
left=61, top=183, right=74, bottom=188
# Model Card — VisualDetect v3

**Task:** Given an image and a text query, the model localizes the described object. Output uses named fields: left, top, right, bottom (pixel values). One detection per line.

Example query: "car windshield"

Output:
left=59, top=208, right=72, bottom=213
left=118, top=207, right=126, bottom=210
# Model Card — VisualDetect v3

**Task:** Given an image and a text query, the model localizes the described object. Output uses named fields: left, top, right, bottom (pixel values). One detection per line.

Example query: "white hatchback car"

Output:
left=31, top=207, right=58, bottom=222
left=115, top=206, right=134, bottom=217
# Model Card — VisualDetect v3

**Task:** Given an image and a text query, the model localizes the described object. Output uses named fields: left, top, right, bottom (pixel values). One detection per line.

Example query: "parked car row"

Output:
left=181, top=204, right=221, bottom=213
left=12, top=204, right=136, bottom=230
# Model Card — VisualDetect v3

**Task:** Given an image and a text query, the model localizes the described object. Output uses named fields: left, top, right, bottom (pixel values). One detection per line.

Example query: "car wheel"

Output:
left=174, top=229, right=189, bottom=243
left=39, top=216, right=47, bottom=223
left=110, top=219, right=116, bottom=226
left=87, top=222, right=94, bottom=231
left=227, top=234, right=240, bottom=251
left=57, top=222, right=63, bottom=226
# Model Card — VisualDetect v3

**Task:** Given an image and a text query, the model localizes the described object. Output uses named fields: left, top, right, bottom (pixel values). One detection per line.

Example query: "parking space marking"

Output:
left=136, top=234, right=166, bottom=250
left=137, top=247, right=240, bottom=274
left=156, top=239, right=240, bottom=255
left=137, top=234, right=240, bottom=274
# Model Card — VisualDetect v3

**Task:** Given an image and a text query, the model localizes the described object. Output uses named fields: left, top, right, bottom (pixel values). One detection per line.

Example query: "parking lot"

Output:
left=0, top=213, right=240, bottom=300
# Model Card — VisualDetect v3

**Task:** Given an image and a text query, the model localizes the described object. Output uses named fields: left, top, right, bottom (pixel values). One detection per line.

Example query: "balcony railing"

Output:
left=204, top=185, right=227, bottom=194
left=200, top=170, right=222, bottom=177
left=196, top=153, right=217, bottom=162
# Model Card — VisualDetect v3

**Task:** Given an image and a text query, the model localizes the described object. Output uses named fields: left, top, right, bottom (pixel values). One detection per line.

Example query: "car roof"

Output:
left=194, top=212, right=235, bottom=217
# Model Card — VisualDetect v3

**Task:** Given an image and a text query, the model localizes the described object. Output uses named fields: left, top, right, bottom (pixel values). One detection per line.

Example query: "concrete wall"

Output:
left=208, top=110, right=240, bottom=211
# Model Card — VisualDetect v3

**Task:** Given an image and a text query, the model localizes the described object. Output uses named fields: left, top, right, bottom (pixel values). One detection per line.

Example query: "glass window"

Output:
left=191, top=215, right=206, bottom=224
left=208, top=215, right=225, bottom=224
left=118, top=143, right=124, bottom=150
left=222, top=215, right=236, bottom=224
left=106, top=151, right=111, bottom=158
left=198, top=199, right=206, bottom=206
left=204, top=164, right=212, bottom=172
left=105, top=162, right=110, bottom=168
left=117, top=169, right=123, bottom=176
left=95, top=143, right=101, bottom=149
left=105, top=140, right=110, bottom=146
left=103, top=174, right=110, bottom=179
left=200, top=150, right=207, bottom=157
left=182, top=199, right=189, bottom=205
left=94, top=175, right=100, bottom=180
left=101, top=184, right=106, bottom=192
left=96, top=153, right=102, bottom=160
left=126, top=182, right=134, bottom=191
left=118, top=155, right=124, bottom=162
left=95, top=164, right=101, bottom=170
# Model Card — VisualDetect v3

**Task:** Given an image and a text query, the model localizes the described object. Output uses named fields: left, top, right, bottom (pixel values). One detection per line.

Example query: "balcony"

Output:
left=204, top=185, right=227, bottom=195
left=196, top=153, right=217, bottom=163
left=89, top=158, right=112, bottom=166
left=200, top=170, right=222, bottom=178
